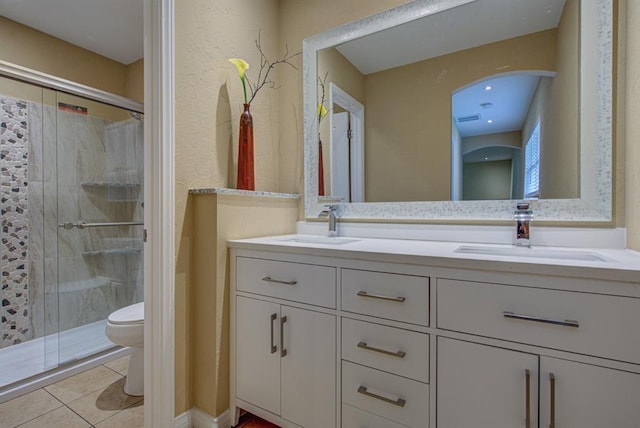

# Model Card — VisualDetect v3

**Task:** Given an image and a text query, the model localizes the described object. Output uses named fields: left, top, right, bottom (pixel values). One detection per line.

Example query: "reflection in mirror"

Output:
left=453, top=72, right=562, bottom=201
left=318, top=0, right=579, bottom=203
left=304, top=0, right=611, bottom=221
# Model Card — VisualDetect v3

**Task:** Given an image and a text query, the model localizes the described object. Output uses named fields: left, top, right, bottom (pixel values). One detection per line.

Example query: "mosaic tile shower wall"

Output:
left=0, top=96, right=30, bottom=347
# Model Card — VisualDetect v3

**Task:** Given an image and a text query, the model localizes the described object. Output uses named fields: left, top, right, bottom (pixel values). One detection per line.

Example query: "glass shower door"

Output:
left=0, top=77, right=46, bottom=387
left=55, top=92, right=143, bottom=364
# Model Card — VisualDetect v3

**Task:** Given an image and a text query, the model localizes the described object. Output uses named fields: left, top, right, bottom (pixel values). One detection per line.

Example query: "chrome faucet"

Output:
left=318, top=205, right=340, bottom=237
left=514, top=202, right=533, bottom=247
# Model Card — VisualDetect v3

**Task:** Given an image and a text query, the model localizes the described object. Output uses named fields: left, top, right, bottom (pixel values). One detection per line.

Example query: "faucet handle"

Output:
left=325, top=204, right=339, bottom=211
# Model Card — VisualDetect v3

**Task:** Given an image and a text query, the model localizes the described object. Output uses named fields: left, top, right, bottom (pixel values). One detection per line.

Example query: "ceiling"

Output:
left=0, top=0, right=143, bottom=65
left=452, top=74, right=543, bottom=138
left=336, top=0, right=566, bottom=75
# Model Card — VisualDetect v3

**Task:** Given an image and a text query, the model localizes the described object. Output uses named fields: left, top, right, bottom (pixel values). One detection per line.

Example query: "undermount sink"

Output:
left=455, top=245, right=610, bottom=262
left=284, top=236, right=360, bottom=245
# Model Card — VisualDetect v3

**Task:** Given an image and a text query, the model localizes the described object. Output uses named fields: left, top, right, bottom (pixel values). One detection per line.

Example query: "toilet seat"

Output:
left=108, top=302, right=144, bottom=325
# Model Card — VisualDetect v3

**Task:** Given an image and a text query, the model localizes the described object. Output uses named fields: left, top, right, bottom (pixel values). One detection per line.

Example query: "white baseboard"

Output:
left=181, top=407, right=230, bottom=428
left=175, top=411, right=191, bottom=428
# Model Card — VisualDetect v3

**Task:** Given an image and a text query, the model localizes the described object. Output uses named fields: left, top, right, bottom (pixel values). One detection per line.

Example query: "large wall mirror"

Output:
left=303, top=0, right=612, bottom=222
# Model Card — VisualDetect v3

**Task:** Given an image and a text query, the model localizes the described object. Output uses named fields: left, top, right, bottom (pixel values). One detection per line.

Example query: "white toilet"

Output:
left=105, top=302, right=144, bottom=396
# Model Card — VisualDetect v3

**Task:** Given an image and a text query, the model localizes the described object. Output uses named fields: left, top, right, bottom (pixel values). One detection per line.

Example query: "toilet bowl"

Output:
left=105, top=302, right=144, bottom=396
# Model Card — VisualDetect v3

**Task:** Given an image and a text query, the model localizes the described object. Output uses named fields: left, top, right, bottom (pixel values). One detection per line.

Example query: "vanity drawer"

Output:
left=342, top=403, right=408, bottom=428
left=342, top=361, right=429, bottom=428
left=341, top=269, right=429, bottom=326
left=342, top=317, right=429, bottom=382
left=236, top=257, right=336, bottom=308
left=437, top=279, right=640, bottom=364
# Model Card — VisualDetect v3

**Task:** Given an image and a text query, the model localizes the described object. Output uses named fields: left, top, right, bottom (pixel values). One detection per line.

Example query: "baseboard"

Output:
left=174, top=411, right=191, bottom=428
left=189, top=407, right=231, bottom=428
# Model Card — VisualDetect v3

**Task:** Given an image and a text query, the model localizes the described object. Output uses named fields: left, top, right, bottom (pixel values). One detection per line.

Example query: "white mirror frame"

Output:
left=303, top=0, right=612, bottom=222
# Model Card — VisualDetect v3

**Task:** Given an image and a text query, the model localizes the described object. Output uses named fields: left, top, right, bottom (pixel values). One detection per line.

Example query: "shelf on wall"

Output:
left=81, top=182, right=141, bottom=202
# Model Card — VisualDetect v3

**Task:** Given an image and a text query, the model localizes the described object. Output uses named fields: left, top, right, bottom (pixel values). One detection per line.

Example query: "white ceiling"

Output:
left=452, top=74, right=542, bottom=138
left=336, top=0, right=566, bottom=75
left=0, top=0, right=143, bottom=65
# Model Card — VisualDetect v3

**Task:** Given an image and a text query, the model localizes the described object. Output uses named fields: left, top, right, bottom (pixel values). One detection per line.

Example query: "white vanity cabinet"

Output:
left=232, top=256, right=337, bottom=428
left=229, top=238, right=640, bottom=428
left=437, top=338, right=640, bottom=428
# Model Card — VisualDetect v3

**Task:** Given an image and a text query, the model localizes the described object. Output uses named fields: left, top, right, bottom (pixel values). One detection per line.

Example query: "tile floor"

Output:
left=0, top=355, right=143, bottom=428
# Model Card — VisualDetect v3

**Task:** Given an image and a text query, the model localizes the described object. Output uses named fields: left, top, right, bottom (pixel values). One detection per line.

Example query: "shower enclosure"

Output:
left=0, top=64, right=144, bottom=392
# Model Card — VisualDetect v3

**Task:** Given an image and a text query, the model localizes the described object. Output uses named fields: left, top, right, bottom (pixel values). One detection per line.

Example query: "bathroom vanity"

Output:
left=229, top=236, right=640, bottom=428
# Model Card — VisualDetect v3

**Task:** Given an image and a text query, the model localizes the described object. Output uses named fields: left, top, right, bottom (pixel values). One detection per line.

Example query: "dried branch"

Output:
left=245, top=30, right=301, bottom=105
left=318, top=72, right=329, bottom=124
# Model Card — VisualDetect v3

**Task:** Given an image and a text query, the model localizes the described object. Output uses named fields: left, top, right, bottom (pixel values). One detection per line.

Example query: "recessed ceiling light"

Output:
left=485, top=85, right=492, bottom=91
left=484, top=157, right=489, bottom=160
left=487, top=119, right=493, bottom=124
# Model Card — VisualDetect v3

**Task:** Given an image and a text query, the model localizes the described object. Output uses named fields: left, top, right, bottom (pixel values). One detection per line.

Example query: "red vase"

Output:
left=237, top=103, right=255, bottom=190
left=318, top=136, right=325, bottom=196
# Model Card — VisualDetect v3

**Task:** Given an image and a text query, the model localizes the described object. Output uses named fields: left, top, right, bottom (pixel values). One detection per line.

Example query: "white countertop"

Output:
left=228, top=234, right=640, bottom=283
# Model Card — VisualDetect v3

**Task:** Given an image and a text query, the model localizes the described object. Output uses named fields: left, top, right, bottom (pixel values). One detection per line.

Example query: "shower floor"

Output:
left=0, top=320, right=113, bottom=388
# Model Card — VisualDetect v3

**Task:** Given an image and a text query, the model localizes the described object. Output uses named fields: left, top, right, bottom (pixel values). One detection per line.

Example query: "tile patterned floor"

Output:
left=0, top=355, right=143, bottom=428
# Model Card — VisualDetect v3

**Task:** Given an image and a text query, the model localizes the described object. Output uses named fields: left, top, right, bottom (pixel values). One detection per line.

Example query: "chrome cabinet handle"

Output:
left=357, top=341, right=406, bottom=358
left=357, top=291, right=406, bottom=303
left=357, top=386, right=406, bottom=407
left=280, top=316, right=287, bottom=357
left=503, top=311, right=579, bottom=328
left=549, top=373, right=556, bottom=428
left=269, top=313, right=277, bottom=354
left=262, top=276, right=298, bottom=286
left=525, top=369, right=531, bottom=428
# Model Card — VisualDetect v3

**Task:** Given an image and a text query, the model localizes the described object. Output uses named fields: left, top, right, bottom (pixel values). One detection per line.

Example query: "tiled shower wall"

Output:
left=0, top=96, right=31, bottom=347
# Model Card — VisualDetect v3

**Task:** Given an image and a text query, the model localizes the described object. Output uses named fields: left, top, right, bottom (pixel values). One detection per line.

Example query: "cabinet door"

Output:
left=236, top=296, right=281, bottom=415
left=437, top=338, right=538, bottom=428
left=541, top=357, right=640, bottom=428
left=280, top=305, right=336, bottom=428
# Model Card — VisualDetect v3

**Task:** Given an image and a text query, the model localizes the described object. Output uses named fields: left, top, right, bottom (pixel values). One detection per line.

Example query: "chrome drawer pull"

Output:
left=262, top=276, right=298, bottom=286
left=357, top=341, right=406, bottom=358
left=357, top=386, right=406, bottom=407
left=503, top=311, right=579, bottom=328
left=357, top=291, right=406, bottom=303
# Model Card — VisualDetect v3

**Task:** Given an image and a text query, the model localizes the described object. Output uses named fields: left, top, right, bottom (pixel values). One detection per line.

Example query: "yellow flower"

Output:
left=318, top=103, right=328, bottom=122
left=229, top=58, right=250, bottom=103
left=229, top=58, right=249, bottom=79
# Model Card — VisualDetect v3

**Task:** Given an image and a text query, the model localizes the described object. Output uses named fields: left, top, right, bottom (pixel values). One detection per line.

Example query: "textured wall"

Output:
left=174, top=0, right=282, bottom=414
left=626, top=0, right=640, bottom=249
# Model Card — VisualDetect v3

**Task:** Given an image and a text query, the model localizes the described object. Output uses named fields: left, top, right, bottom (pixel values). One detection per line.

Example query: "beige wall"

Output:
left=126, top=59, right=144, bottom=104
left=191, top=193, right=298, bottom=416
left=626, top=0, right=640, bottom=249
left=542, top=0, right=580, bottom=199
left=363, top=29, right=557, bottom=202
left=174, top=0, right=283, bottom=415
